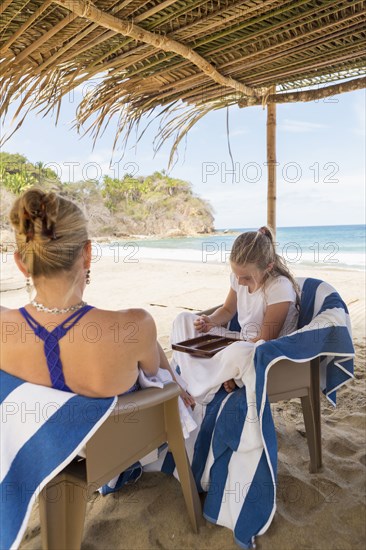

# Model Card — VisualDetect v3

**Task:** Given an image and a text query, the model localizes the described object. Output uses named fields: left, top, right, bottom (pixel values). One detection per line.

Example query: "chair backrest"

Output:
left=84, top=383, right=181, bottom=489
left=228, top=311, right=241, bottom=332
left=297, top=277, right=324, bottom=328
left=267, top=359, right=311, bottom=401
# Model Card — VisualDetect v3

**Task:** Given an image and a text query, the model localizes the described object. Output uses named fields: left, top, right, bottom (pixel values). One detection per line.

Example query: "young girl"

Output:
left=193, top=226, right=300, bottom=391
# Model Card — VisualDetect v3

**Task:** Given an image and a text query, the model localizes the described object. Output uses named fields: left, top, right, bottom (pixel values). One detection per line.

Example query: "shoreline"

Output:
left=88, top=223, right=366, bottom=242
left=91, top=245, right=365, bottom=273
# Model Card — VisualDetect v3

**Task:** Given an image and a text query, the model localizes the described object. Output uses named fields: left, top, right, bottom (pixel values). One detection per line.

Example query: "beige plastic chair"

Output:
left=266, top=356, right=321, bottom=473
left=199, top=306, right=322, bottom=474
left=39, top=382, right=202, bottom=550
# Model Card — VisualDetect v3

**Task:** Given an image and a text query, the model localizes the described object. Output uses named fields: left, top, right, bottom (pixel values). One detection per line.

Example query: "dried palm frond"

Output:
left=1, top=0, right=365, bottom=158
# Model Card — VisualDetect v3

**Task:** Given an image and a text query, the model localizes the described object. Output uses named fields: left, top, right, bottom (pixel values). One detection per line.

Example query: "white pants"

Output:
left=170, top=311, right=257, bottom=404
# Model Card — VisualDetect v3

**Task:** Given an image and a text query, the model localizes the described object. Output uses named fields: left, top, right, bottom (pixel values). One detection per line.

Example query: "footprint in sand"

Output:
left=309, top=477, right=342, bottom=505
left=326, top=437, right=359, bottom=458
left=324, top=457, right=366, bottom=488
left=276, top=473, right=325, bottom=521
left=348, top=300, right=366, bottom=333
left=338, top=412, right=366, bottom=429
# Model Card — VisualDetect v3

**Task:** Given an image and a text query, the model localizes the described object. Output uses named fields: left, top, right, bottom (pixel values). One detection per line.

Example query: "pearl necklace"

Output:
left=30, top=299, right=87, bottom=315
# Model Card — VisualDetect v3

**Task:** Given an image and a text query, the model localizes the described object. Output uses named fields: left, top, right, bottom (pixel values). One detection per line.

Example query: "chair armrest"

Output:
left=111, top=382, right=181, bottom=416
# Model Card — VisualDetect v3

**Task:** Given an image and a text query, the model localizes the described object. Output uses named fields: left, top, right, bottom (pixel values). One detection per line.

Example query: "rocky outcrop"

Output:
left=0, top=170, right=214, bottom=242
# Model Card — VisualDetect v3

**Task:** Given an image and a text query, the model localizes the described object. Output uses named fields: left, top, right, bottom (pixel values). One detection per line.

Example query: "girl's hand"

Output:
left=180, top=388, right=196, bottom=408
left=194, top=314, right=215, bottom=333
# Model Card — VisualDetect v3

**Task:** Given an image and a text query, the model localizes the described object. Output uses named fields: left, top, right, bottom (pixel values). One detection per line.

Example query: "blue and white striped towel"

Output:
left=0, top=372, right=117, bottom=550
left=169, top=277, right=355, bottom=548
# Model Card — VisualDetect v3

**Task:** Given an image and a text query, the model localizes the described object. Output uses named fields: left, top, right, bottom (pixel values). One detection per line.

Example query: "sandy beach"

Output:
left=1, top=254, right=365, bottom=550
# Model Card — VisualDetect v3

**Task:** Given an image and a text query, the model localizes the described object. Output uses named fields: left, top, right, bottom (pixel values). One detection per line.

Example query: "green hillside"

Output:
left=0, top=153, right=214, bottom=239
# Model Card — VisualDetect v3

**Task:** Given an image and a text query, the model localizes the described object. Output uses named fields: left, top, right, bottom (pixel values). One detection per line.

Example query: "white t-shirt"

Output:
left=230, top=273, right=299, bottom=341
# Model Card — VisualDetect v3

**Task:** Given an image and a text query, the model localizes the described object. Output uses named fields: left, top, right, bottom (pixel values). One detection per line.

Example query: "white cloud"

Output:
left=280, top=119, right=328, bottom=133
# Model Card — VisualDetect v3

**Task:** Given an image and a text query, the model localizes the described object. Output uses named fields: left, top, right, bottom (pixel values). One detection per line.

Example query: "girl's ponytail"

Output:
left=230, top=225, right=300, bottom=309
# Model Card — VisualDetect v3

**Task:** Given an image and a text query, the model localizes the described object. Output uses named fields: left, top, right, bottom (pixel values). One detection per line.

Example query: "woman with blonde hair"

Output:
left=1, top=187, right=192, bottom=402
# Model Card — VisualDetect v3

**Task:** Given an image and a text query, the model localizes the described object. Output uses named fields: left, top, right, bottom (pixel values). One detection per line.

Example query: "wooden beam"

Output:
left=239, top=76, right=366, bottom=107
left=266, top=85, right=277, bottom=237
left=0, top=0, right=13, bottom=17
left=52, top=0, right=263, bottom=98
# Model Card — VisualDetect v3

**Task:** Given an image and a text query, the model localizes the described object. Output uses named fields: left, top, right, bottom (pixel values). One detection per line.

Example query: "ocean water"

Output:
left=99, top=225, right=365, bottom=271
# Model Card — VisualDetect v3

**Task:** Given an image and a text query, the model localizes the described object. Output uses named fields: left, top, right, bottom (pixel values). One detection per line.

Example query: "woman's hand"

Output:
left=156, top=342, right=195, bottom=408
left=179, top=387, right=196, bottom=408
left=194, top=314, right=215, bottom=332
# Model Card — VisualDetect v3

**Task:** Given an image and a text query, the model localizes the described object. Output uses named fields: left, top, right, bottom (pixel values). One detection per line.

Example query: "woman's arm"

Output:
left=133, top=310, right=195, bottom=406
left=135, top=310, right=160, bottom=376
left=251, top=302, right=291, bottom=343
left=194, top=287, right=237, bottom=332
left=157, top=342, right=195, bottom=407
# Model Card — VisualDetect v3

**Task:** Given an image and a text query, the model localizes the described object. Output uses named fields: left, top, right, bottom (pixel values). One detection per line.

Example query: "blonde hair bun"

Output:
left=10, top=188, right=59, bottom=243
left=10, top=187, right=88, bottom=277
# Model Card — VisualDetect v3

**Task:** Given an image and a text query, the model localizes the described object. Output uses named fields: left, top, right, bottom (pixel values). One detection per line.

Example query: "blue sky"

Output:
left=2, top=85, right=365, bottom=229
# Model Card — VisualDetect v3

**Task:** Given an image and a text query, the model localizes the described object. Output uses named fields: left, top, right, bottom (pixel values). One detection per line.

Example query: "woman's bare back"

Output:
left=0, top=306, right=157, bottom=397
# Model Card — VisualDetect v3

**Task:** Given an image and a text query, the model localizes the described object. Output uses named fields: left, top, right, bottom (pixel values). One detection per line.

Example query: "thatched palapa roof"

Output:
left=1, top=0, right=365, bottom=158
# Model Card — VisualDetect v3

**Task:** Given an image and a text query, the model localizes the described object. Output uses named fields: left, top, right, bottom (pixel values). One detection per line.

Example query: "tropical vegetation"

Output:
left=0, top=152, right=214, bottom=239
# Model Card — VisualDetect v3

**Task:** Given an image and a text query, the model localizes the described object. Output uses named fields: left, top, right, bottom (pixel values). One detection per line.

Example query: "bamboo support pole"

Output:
left=266, top=85, right=277, bottom=237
